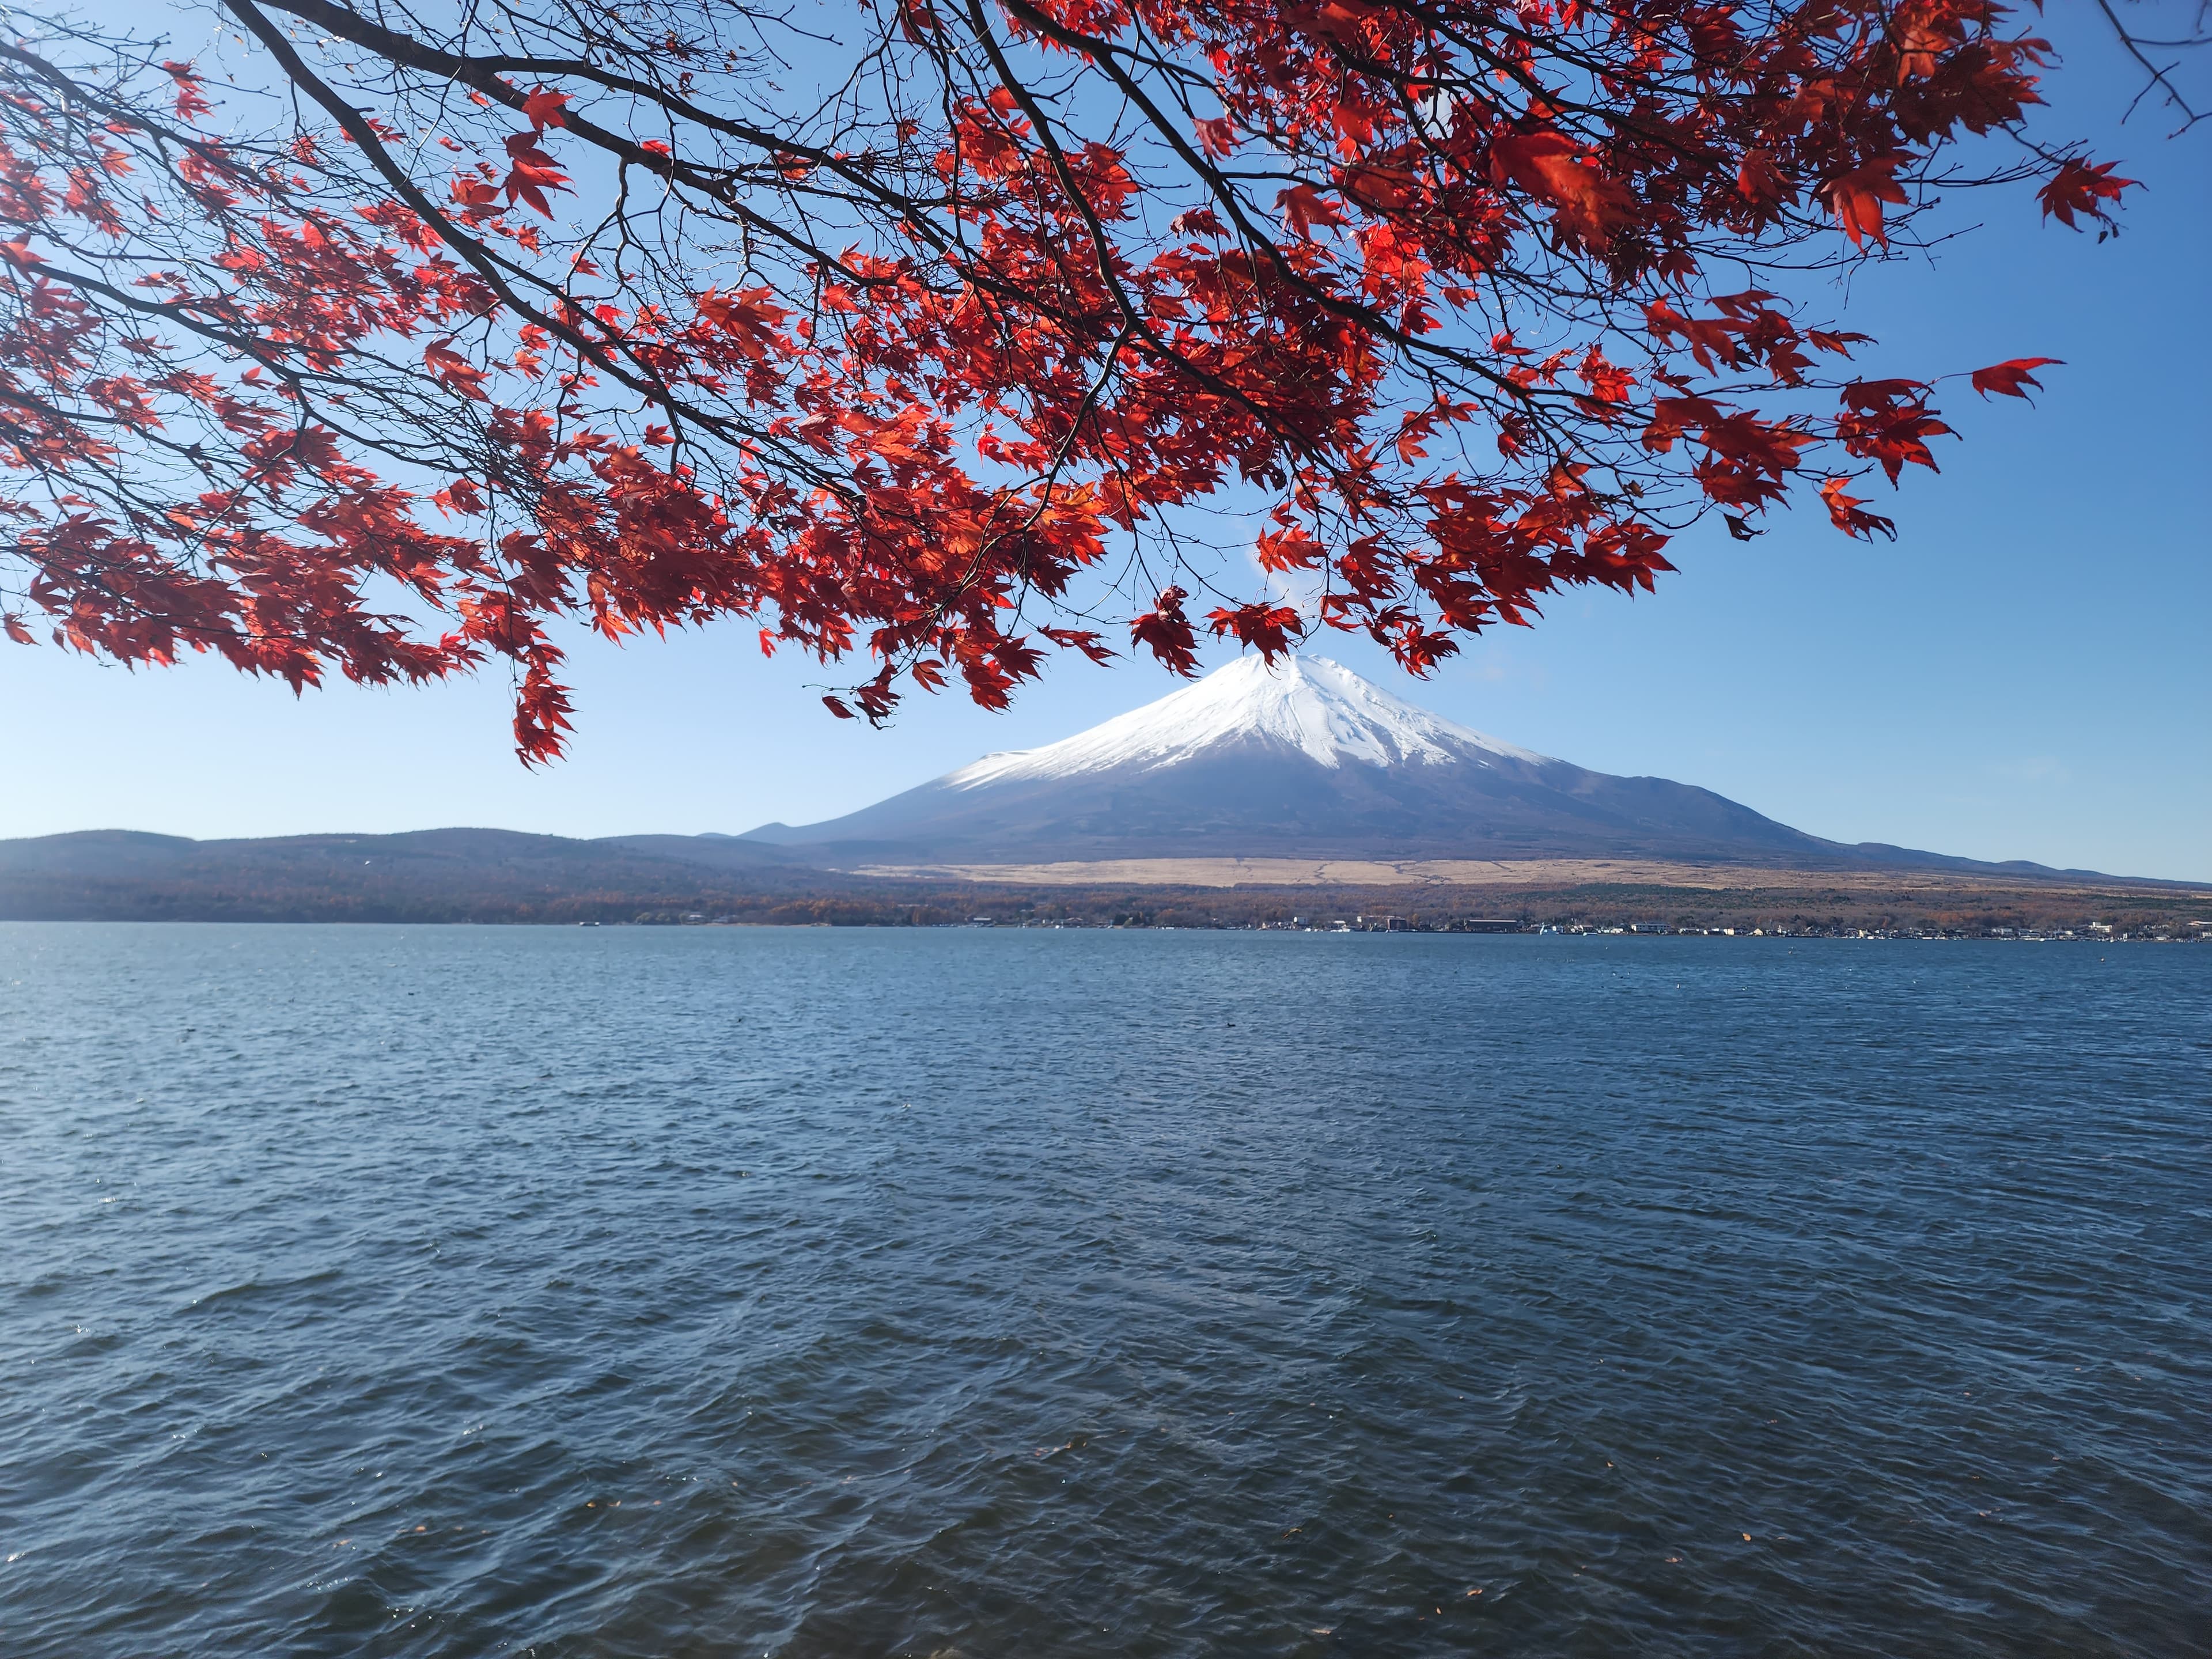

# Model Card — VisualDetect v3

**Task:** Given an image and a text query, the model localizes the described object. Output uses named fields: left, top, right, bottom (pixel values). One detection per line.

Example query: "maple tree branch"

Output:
left=252, top=0, right=986, bottom=278
left=987, top=0, right=1567, bottom=420
left=2099, top=0, right=2210, bottom=130
left=230, top=0, right=879, bottom=509
left=0, top=0, right=2145, bottom=747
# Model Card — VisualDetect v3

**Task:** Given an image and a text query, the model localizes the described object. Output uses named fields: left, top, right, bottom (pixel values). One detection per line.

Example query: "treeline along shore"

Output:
left=2, top=830, right=2206, bottom=940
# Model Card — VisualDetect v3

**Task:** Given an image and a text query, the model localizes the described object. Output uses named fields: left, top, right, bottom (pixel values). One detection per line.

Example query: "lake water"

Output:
left=2, top=925, right=2207, bottom=1657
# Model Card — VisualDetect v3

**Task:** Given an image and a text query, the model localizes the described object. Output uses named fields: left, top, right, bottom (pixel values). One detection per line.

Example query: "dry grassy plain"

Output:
left=840, top=857, right=2211, bottom=934
left=851, top=855, right=2190, bottom=895
left=3, top=828, right=2201, bottom=931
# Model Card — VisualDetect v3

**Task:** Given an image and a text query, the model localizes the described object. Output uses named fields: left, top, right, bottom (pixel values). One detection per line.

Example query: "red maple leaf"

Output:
left=521, top=88, right=571, bottom=131
left=1826, top=158, right=1910, bottom=247
left=1969, top=358, right=2062, bottom=400
left=1130, top=586, right=1199, bottom=677
left=1206, top=601, right=1305, bottom=662
left=2039, top=160, right=2135, bottom=230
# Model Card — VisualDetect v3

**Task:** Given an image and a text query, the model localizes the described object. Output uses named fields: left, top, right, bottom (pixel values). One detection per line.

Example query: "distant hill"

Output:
left=0, top=828, right=824, bottom=923
left=743, top=655, right=2097, bottom=879
left=5, top=657, right=2187, bottom=923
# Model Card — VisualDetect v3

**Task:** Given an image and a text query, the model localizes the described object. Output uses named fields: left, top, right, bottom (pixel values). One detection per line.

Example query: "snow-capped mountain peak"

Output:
left=743, top=649, right=1872, bottom=867
left=946, top=654, right=1550, bottom=789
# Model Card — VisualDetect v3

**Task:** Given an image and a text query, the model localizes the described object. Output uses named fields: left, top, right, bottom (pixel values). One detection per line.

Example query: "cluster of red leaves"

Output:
left=0, top=1, right=2129, bottom=756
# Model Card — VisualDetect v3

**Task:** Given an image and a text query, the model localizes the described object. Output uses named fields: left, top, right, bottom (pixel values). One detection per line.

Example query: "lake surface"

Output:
left=2, top=925, right=2207, bottom=1657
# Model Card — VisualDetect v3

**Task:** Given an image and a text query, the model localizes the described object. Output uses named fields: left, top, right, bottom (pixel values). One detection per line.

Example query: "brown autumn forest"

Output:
left=2, top=828, right=2203, bottom=935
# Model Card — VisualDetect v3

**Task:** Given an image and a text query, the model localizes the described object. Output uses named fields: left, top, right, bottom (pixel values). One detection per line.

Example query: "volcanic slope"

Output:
left=743, top=655, right=2014, bottom=872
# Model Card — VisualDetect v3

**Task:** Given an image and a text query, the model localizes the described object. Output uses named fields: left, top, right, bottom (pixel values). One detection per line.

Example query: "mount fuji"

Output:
left=743, top=656, right=2001, bottom=873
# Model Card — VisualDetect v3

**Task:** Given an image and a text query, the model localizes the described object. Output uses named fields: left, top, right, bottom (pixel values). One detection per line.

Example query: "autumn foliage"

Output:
left=0, top=1, right=2135, bottom=756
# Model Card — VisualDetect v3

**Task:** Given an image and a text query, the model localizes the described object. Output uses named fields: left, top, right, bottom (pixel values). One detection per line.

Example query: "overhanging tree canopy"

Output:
left=0, top=0, right=2138, bottom=757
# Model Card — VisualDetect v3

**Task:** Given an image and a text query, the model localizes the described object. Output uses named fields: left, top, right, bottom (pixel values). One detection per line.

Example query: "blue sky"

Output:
left=3, top=10, right=2206, bottom=879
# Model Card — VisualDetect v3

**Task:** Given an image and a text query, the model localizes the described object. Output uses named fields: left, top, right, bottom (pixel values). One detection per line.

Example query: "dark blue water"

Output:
left=2, top=926, right=2207, bottom=1657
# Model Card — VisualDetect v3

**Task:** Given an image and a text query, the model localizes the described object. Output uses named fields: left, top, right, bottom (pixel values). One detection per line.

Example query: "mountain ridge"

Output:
left=3, top=657, right=2194, bottom=915
left=740, top=655, right=2056, bottom=874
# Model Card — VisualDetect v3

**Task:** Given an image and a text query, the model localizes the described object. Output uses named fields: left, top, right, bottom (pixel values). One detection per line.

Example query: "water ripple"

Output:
left=1, top=925, right=2206, bottom=1657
